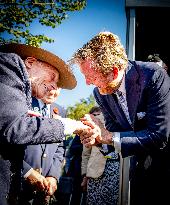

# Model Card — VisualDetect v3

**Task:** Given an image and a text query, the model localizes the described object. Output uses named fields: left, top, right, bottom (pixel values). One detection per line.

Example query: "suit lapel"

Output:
left=125, top=62, right=141, bottom=126
left=108, top=93, right=132, bottom=129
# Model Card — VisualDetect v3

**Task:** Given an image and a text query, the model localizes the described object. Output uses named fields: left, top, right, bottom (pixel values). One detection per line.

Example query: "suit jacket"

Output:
left=93, top=60, right=170, bottom=205
left=0, top=52, right=65, bottom=205
left=23, top=98, right=65, bottom=180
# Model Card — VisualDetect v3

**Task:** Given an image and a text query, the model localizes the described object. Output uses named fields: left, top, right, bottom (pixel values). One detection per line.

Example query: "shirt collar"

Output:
left=38, top=99, right=50, bottom=111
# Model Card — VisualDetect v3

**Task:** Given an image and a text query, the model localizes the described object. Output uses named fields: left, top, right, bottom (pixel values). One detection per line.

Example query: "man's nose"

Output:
left=50, top=87, right=61, bottom=95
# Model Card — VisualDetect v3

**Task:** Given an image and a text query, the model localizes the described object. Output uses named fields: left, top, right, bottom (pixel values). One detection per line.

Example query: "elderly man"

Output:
left=72, top=32, right=170, bottom=205
left=0, top=43, right=88, bottom=205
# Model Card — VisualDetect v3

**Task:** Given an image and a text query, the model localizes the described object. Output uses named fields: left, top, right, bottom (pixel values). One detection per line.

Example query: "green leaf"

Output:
left=0, top=0, right=86, bottom=46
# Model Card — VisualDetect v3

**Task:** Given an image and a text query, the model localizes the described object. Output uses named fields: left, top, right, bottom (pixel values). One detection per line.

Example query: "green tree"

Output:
left=66, top=94, right=95, bottom=120
left=0, top=0, right=86, bottom=47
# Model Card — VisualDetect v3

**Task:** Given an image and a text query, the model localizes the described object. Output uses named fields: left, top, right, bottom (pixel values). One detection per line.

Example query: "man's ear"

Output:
left=24, top=57, right=37, bottom=69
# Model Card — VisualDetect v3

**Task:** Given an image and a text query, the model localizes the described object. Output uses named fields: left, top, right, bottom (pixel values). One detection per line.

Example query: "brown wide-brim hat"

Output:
left=0, top=43, right=77, bottom=89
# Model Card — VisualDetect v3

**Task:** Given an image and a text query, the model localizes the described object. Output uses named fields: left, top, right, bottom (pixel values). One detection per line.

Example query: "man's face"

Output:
left=26, top=58, right=61, bottom=104
left=79, top=59, right=123, bottom=95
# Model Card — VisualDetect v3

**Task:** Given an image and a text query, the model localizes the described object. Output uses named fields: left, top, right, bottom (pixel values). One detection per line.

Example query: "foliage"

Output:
left=0, top=0, right=86, bottom=47
left=66, top=94, right=95, bottom=120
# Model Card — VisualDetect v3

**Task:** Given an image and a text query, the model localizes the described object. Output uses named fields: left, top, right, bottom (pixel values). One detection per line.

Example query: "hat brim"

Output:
left=0, top=43, right=77, bottom=89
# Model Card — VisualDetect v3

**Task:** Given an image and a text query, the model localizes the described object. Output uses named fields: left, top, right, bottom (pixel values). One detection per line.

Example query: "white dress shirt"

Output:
left=38, top=99, right=50, bottom=117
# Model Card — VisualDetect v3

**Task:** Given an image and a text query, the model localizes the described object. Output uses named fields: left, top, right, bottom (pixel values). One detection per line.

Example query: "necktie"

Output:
left=42, top=104, right=48, bottom=117
left=116, top=90, right=132, bottom=125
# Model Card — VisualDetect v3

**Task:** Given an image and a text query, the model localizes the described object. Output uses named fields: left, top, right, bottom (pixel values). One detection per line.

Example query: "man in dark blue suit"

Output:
left=0, top=43, right=88, bottom=205
left=19, top=96, right=66, bottom=205
left=72, top=32, right=170, bottom=205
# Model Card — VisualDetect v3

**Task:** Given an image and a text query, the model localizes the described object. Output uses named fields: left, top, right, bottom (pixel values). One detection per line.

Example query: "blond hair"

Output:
left=70, top=31, right=128, bottom=74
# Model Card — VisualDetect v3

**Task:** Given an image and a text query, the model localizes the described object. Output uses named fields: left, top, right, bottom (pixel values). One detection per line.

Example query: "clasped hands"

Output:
left=27, top=110, right=113, bottom=146
left=27, top=169, right=57, bottom=196
left=74, top=114, right=113, bottom=147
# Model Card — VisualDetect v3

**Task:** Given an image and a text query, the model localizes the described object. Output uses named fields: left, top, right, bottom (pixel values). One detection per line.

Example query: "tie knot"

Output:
left=116, top=90, right=123, bottom=97
left=42, top=104, right=47, bottom=109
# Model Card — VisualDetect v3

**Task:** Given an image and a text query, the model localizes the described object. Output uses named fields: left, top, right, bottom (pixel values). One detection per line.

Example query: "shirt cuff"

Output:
left=112, top=132, right=121, bottom=153
left=59, top=118, right=84, bottom=135
left=24, top=168, right=34, bottom=178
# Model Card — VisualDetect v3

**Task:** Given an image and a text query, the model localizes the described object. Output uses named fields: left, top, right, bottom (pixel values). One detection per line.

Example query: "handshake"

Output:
left=59, top=114, right=113, bottom=147
left=28, top=110, right=113, bottom=147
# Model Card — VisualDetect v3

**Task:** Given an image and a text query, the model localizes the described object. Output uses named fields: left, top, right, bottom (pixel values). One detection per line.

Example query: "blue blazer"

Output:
left=23, top=98, right=65, bottom=180
left=0, top=52, right=65, bottom=204
left=94, top=60, right=170, bottom=205
left=94, top=60, right=170, bottom=157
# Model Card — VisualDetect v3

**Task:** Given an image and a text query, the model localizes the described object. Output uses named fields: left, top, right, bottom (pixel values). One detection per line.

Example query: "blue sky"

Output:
left=15, top=0, right=127, bottom=108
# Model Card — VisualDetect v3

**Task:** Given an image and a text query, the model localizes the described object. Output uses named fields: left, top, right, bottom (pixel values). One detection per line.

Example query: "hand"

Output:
left=45, top=177, right=57, bottom=195
left=74, top=123, right=101, bottom=147
left=75, top=114, right=113, bottom=146
left=59, top=117, right=91, bottom=135
left=74, top=114, right=100, bottom=146
left=26, top=169, right=48, bottom=192
left=75, top=120, right=92, bottom=130
left=81, top=176, right=88, bottom=192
